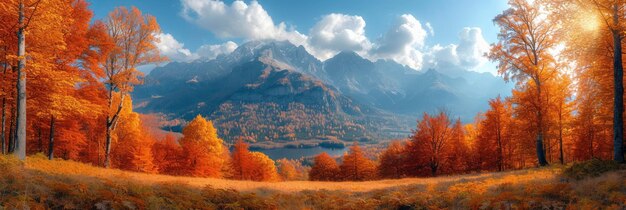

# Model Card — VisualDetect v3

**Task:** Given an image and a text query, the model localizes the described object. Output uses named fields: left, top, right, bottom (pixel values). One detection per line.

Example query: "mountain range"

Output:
left=133, top=40, right=511, bottom=143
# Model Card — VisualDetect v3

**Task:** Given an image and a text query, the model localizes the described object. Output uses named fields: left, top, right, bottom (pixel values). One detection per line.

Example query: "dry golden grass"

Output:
left=1, top=154, right=624, bottom=209
left=26, top=154, right=560, bottom=193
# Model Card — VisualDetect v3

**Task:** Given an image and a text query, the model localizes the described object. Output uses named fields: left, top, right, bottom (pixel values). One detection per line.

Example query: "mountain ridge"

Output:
left=133, top=40, right=510, bottom=142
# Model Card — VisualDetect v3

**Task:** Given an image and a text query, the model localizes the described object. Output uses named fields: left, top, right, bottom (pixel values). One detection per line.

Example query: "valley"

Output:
left=133, top=40, right=511, bottom=143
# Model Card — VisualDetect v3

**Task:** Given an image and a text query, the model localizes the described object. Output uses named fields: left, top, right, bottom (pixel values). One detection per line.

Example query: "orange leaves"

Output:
left=309, top=152, right=340, bottom=181
left=377, top=141, right=405, bottom=179
left=103, top=6, right=165, bottom=93
left=111, top=96, right=155, bottom=173
left=340, top=142, right=376, bottom=181
left=180, top=115, right=227, bottom=178
left=152, top=134, right=182, bottom=175
left=406, top=111, right=454, bottom=176
left=230, top=139, right=278, bottom=181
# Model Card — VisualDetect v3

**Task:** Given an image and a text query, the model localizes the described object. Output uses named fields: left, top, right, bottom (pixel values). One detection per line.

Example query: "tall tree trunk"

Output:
left=612, top=3, right=625, bottom=163
left=104, top=121, right=111, bottom=167
left=496, top=117, right=503, bottom=171
left=1, top=54, right=6, bottom=155
left=13, top=0, right=27, bottom=160
left=536, top=84, right=548, bottom=166
left=48, top=115, right=55, bottom=160
left=559, top=105, right=564, bottom=164
left=104, top=90, right=124, bottom=168
left=1, top=97, right=5, bottom=155
left=8, top=105, right=15, bottom=153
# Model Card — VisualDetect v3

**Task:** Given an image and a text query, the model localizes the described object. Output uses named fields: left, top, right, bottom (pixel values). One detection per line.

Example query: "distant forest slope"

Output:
left=2, top=155, right=625, bottom=209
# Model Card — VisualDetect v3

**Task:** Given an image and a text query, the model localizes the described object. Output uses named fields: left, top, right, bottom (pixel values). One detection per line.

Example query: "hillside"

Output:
left=133, top=40, right=509, bottom=142
left=3, top=155, right=626, bottom=209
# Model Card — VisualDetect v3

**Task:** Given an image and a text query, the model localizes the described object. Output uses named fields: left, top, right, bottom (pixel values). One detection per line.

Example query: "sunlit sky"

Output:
left=89, top=0, right=509, bottom=74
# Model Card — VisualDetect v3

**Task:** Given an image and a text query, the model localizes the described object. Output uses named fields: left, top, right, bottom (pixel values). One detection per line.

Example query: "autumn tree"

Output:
left=109, top=95, right=156, bottom=172
left=152, top=134, right=182, bottom=175
left=0, top=0, right=74, bottom=160
left=489, top=0, right=559, bottom=166
left=377, top=141, right=406, bottom=179
left=102, top=6, right=165, bottom=168
left=405, top=111, right=453, bottom=176
left=31, top=0, right=101, bottom=160
left=444, top=119, right=471, bottom=174
left=230, top=138, right=254, bottom=180
left=277, top=158, right=298, bottom=181
left=549, top=73, right=573, bottom=164
left=550, top=0, right=626, bottom=163
left=179, top=115, right=227, bottom=178
left=340, top=142, right=376, bottom=181
left=476, top=96, right=512, bottom=171
left=248, top=152, right=279, bottom=181
left=309, top=152, right=340, bottom=181
left=229, top=139, right=278, bottom=181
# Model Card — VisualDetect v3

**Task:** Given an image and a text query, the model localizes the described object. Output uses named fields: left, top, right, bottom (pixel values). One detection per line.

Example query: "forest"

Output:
left=1, top=0, right=626, bottom=208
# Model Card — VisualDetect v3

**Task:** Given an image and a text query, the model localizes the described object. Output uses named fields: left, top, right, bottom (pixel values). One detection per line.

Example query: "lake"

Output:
left=251, top=146, right=348, bottom=160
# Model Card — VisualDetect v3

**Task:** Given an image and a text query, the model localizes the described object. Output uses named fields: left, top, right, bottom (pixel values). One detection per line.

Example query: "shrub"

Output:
left=563, top=158, right=622, bottom=180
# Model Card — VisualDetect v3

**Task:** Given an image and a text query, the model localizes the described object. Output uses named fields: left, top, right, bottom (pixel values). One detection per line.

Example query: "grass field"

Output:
left=2, top=154, right=626, bottom=209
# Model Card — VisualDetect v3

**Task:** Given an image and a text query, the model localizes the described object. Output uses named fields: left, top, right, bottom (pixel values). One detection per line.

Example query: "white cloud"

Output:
left=307, top=14, right=371, bottom=60
left=180, top=0, right=307, bottom=46
left=177, top=1, right=495, bottom=74
left=197, top=41, right=238, bottom=60
left=156, top=33, right=237, bottom=62
left=456, top=27, right=490, bottom=70
left=156, top=33, right=199, bottom=62
left=425, top=27, right=492, bottom=73
left=425, top=22, right=434, bottom=36
left=370, top=14, right=429, bottom=70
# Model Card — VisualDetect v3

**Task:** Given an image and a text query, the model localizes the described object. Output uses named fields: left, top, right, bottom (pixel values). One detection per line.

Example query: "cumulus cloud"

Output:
left=425, top=27, right=491, bottom=73
left=156, top=33, right=237, bottom=62
left=177, top=1, right=494, bottom=73
left=196, top=41, right=238, bottom=60
left=180, top=0, right=306, bottom=46
left=156, top=33, right=199, bottom=62
left=307, top=13, right=371, bottom=60
left=370, top=14, right=429, bottom=70
left=456, top=27, right=490, bottom=69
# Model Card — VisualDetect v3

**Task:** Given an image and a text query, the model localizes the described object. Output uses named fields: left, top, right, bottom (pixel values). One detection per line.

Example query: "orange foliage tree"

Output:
left=110, top=95, right=155, bottom=173
left=489, top=0, right=559, bottom=166
left=475, top=96, right=513, bottom=171
left=179, top=115, right=227, bottom=178
left=277, top=158, right=298, bottom=181
left=309, top=152, right=340, bottom=181
left=377, top=141, right=406, bottom=179
left=152, top=134, right=182, bottom=175
left=405, top=111, right=453, bottom=176
left=101, top=6, right=165, bottom=168
left=340, top=142, right=376, bottom=181
left=229, top=139, right=278, bottom=181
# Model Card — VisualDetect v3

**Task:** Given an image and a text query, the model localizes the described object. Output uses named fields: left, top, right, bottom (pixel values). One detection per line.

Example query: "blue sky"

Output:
left=88, top=0, right=509, bottom=74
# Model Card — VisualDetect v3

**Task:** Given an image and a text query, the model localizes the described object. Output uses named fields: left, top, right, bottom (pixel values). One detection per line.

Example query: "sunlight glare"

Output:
left=580, top=14, right=600, bottom=31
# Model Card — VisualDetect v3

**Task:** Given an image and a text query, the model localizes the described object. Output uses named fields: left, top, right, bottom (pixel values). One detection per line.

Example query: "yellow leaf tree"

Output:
left=180, top=115, right=227, bottom=178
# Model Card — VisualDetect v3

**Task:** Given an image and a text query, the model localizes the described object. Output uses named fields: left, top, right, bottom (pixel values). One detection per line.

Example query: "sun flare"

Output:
left=580, top=14, right=600, bottom=31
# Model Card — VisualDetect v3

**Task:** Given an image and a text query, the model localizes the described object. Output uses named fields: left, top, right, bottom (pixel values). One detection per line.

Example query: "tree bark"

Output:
left=8, top=105, right=15, bottom=153
left=612, top=2, right=625, bottom=163
left=13, top=0, right=27, bottom=160
left=104, top=121, right=112, bottom=167
left=536, top=83, right=548, bottom=166
left=1, top=97, right=5, bottom=155
left=559, top=104, right=564, bottom=164
left=48, top=115, right=55, bottom=160
left=104, top=91, right=124, bottom=168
